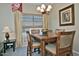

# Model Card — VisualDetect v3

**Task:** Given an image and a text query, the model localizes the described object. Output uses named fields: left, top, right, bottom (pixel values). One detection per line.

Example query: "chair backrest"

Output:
left=29, top=28, right=42, bottom=34
left=29, top=28, right=42, bottom=41
left=48, top=30, right=53, bottom=32
left=55, top=29, right=65, bottom=33
left=56, top=31, right=75, bottom=54
left=26, top=31, right=32, bottom=45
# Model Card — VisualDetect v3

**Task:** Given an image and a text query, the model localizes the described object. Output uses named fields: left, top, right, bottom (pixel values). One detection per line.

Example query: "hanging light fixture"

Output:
left=37, top=4, right=52, bottom=14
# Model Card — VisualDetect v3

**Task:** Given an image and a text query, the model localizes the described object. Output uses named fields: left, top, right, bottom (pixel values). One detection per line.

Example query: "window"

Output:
left=21, top=13, right=43, bottom=31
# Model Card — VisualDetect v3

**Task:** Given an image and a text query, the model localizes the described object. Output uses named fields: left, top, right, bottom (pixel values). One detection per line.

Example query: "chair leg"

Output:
left=27, top=47, right=29, bottom=56
left=29, top=47, right=32, bottom=56
left=45, top=50, right=48, bottom=56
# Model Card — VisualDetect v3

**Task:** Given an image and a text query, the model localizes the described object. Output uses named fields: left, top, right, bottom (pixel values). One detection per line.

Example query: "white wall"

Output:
left=49, top=3, right=79, bottom=53
left=23, top=3, right=41, bottom=14
left=0, top=3, right=15, bottom=42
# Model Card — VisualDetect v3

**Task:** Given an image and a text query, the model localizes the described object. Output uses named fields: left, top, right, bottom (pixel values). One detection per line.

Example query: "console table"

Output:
left=3, top=39, right=15, bottom=53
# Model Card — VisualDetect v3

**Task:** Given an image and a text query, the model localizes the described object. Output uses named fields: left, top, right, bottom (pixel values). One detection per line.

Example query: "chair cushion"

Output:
left=46, top=43, right=56, bottom=54
left=32, top=41, right=40, bottom=47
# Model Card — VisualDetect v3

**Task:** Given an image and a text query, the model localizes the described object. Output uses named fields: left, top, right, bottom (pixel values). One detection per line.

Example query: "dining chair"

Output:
left=29, top=28, right=42, bottom=51
left=26, top=31, right=41, bottom=56
left=45, top=31, right=75, bottom=56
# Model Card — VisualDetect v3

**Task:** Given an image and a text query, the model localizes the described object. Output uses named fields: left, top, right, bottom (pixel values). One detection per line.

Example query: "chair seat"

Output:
left=32, top=41, right=40, bottom=47
left=46, top=43, right=56, bottom=54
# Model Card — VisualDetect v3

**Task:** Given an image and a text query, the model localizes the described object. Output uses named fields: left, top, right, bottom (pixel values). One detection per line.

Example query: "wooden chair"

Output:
left=26, top=31, right=41, bottom=56
left=45, top=31, right=75, bottom=56
left=29, top=28, right=42, bottom=51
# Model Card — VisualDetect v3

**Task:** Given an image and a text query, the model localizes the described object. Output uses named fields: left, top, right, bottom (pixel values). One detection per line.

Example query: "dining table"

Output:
left=31, top=32, right=58, bottom=56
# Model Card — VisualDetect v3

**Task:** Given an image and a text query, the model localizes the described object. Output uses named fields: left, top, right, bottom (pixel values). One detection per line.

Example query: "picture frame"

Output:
left=59, top=4, right=75, bottom=26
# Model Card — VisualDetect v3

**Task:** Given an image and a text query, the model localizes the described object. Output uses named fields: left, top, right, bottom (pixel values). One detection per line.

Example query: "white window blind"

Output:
left=21, top=14, right=43, bottom=31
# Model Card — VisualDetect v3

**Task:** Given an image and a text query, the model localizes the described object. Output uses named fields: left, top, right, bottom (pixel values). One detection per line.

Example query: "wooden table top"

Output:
left=31, top=33, right=58, bottom=41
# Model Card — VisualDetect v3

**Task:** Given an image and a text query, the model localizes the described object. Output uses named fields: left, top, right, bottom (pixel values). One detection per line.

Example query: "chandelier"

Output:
left=37, top=4, right=52, bottom=14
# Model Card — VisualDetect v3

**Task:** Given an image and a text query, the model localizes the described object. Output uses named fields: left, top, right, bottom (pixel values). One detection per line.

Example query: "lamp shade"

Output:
left=36, top=4, right=52, bottom=14
left=3, top=26, right=10, bottom=33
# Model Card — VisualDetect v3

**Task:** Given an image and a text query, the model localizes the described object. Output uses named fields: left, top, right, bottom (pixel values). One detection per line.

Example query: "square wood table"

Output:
left=31, top=33, right=57, bottom=56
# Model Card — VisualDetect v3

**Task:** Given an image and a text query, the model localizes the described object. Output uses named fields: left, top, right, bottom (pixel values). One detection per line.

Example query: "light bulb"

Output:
left=48, top=5, right=52, bottom=10
left=37, top=6, right=40, bottom=11
left=40, top=9, right=44, bottom=12
left=41, top=4, right=46, bottom=9
left=46, top=8, right=50, bottom=11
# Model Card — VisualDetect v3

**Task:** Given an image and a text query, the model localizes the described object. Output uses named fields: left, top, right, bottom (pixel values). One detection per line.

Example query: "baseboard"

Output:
left=73, top=50, right=79, bottom=55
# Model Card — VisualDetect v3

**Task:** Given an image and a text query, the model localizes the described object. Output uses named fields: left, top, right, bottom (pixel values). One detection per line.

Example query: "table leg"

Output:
left=4, top=44, right=6, bottom=53
left=41, top=41, right=45, bottom=56
left=13, top=42, right=15, bottom=52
